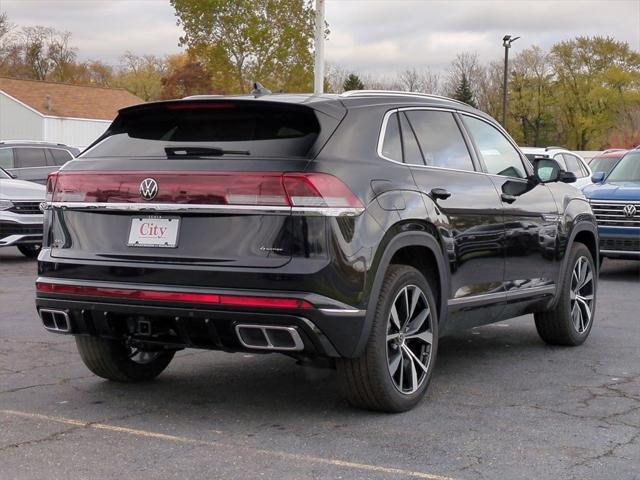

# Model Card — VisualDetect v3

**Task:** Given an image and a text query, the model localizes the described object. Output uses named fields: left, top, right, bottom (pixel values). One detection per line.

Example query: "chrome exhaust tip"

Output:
left=235, top=324, right=304, bottom=351
left=39, top=309, right=71, bottom=333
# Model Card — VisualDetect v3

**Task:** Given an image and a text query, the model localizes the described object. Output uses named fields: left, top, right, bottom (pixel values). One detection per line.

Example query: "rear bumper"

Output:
left=35, top=277, right=367, bottom=358
left=598, top=226, right=640, bottom=260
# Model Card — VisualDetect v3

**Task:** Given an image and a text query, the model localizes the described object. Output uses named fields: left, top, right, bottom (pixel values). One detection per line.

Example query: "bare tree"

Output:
left=397, top=68, right=440, bottom=94
left=18, top=26, right=76, bottom=81
left=443, top=52, right=483, bottom=101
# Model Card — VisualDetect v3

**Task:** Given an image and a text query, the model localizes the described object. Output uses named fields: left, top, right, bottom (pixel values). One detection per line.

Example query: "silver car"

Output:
left=0, top=167, right=45, bottom=257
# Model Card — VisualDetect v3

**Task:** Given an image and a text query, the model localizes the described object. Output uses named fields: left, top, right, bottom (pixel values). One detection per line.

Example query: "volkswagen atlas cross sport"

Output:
left=35, top=90, right=599, bottom=412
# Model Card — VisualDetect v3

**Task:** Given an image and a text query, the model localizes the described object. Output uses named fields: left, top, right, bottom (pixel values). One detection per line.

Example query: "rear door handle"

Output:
left=430, top=188, right=451, bottom=200
left=501, top=193, right=517, bottom=204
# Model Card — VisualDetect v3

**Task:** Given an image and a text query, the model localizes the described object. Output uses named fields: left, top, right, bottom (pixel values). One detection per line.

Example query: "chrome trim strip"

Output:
left=601, top=249, right=640, bottom=256
left=340, top=90, right=470, bottom=107
left=448, top=285, right=556, bottom=308
left=589, top=200, right=640, bottom=205
left=0, top=234, right=42, bottom=246
left=318, top=308, right=366, bottom=316
left=46, top=202, right=364, bottom=217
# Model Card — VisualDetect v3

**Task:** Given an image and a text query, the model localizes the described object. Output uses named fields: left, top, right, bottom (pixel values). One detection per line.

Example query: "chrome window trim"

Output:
left=376, top=107, right=488, bottom=176
left=46, top=201, right=364, bottom=217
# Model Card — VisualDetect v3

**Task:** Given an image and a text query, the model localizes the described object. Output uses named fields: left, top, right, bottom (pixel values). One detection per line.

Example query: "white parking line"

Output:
left=1, top=409, right=454, bottom=480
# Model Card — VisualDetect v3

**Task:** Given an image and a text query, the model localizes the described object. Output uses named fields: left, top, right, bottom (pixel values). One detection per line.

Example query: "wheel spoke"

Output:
left=406, top=329, right=433, bottom=346
left=402, top=344, right=429, bottom=374
left=406, top=305, right=430, bottom=335
left=571, top=302, right=580, bottom=331
left=580, top=270, right=593, bottom=290
left=387, top=332, right=400, bottom=342
left=409, top=286, right=421, bottom=319
left=402, top=287, right=411, bottom=329
left=576, top=297, right=592, bottom=327
left=390, top=304, right=401, bottom=330
left=388, top=351, right=402, bottom=376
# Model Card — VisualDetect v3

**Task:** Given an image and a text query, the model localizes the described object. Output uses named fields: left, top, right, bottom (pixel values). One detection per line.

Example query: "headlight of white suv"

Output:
left=0, top=199, right=14, bottom=210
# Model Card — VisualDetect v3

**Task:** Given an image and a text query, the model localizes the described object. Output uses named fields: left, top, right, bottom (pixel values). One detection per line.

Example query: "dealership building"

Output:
left=0, top=77, right=143, bottom=149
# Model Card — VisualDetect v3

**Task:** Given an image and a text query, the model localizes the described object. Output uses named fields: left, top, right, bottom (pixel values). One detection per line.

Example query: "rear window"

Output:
left=49, top=148, right=74, bottom=165
left=83, top=101, right=321, bottom=159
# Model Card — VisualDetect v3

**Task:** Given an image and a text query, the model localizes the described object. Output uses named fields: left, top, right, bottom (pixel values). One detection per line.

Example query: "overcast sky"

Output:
left=3, top=0, right=639, bottom=75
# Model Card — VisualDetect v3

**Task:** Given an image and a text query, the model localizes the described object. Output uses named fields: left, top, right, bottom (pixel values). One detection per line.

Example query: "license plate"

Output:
left=127, top=217, right=180, bottom=248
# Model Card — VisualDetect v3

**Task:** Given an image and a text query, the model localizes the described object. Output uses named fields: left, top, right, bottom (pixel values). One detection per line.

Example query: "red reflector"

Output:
left=36, top=282, right=313, bottom=309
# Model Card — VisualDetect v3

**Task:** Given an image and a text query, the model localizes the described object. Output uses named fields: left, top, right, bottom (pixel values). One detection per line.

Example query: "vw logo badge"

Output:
left=623, top=204, right=637, bottom=218
left=139, top=178, right=158, bottom=201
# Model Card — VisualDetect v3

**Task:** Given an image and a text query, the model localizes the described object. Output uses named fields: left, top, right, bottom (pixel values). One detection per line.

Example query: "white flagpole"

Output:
left=313, top=0, right=325, bottom=95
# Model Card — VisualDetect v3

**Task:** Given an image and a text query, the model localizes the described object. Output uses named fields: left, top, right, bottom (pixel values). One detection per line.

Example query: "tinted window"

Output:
left=589, top=157, right=619, bottom=175
left=463, top=116, right=526, bottom=178
left=381, top=113, right=402, bottom=162
left=607, top=152, right=640, bottom=182
left=85, top=102, right=321, bottom=158
left=563, top=154, right=584, bottom=177
left=14, top=148, right=47, bottom=168
left=0, top=148, right=14, bottom=168
left=399, top=113, right=424, bottom=165
left=404, top=110, right=474, bottom=171
left=49, top=148, right=73, bottom=166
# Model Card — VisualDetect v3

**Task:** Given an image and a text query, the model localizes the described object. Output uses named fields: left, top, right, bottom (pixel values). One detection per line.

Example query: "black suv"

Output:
left=36, top=91, right=599, bottom=412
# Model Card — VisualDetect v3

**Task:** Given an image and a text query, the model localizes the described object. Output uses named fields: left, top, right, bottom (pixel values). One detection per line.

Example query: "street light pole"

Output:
left=313, top=0, right=325, bottom=95
left=502, top=34, right=520, bottom=127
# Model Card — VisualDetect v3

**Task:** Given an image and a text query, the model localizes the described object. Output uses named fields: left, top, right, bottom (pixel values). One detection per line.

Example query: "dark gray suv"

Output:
left=0, top=141, right=80, bottom=184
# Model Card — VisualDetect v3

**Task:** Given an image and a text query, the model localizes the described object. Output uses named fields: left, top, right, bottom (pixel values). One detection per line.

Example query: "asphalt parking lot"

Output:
left=1, top=247, right=638, bottom=480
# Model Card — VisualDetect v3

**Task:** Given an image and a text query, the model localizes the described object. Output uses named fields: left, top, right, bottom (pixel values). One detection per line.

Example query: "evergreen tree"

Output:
left=453, top=73, right=476, bottom=107
left=343, top=73, right=364, bottom=91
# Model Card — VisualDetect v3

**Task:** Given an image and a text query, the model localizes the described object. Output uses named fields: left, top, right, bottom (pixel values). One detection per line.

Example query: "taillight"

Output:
left=36, top=281, right=313, bottom=309
left=45, top=172, right=58, bottom=203
left=49, top=171, right=363, bottom=210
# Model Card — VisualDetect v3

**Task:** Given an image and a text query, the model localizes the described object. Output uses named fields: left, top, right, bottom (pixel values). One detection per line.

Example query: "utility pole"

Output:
left=313, top=0, right=325, bottom=95
left=502, top=34, right=520, bottom=127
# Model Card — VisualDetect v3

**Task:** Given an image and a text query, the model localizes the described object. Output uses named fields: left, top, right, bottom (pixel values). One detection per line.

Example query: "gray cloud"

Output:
left=2, top=0, right=639, bottom=74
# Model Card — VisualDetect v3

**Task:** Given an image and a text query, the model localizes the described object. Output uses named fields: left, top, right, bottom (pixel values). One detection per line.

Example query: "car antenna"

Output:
left=251, top=82, right=272, bottom=98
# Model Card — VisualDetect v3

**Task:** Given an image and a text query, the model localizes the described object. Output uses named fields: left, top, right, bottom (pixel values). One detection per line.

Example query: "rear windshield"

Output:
left=83, top=101, right=321, bottom=159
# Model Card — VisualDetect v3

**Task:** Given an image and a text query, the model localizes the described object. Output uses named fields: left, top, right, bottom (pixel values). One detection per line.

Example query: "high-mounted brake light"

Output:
left=36, top=282, right=314, bottom=309
left=49, top=171, right=363, bottom=211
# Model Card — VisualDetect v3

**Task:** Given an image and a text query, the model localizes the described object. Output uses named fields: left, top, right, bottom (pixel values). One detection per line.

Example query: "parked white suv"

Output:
left=521, top=147, right=592, bottom=189
left=0, top=167, right=45, bottom=257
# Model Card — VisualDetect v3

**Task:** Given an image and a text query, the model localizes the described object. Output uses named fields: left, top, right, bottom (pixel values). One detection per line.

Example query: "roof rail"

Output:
left=0, top=140, right=67, bottom=146
left=340, top=90, right=470, bottom=107
left=544, top=146, right=566, bottom=151
left=602, top=148, right=627, bottom=154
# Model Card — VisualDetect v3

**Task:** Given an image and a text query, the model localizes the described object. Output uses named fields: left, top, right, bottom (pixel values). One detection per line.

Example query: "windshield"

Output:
left=606, top=152, right=640, bottom=182
left=590, top=156, right=621, bottom=175
left=0, top=167, right=10, bottom=179
left=83, top=101, right=321, bottom=159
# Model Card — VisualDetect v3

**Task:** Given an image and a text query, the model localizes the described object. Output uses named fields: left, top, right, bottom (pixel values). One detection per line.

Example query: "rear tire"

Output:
left=535, top=243, right=596, bottom=346
left=337, top=265, right=438, bottom=413
left=17, top=244, right=41, bottom=258
left=75, top=336, right=174, bottom=382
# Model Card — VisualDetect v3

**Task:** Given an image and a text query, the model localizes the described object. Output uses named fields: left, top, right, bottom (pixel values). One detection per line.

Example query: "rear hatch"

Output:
left=46, top=98, right=348, bottom=268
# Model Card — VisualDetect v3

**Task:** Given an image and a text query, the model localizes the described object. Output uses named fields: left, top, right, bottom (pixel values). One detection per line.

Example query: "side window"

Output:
left=463, top=115, right=526, bottom=178
left=49, top=148, right=73, bottom=166
left=14, top=148, right=48, bottom=168
left=404, top=110, right=475, bottom=171
left=380, top=113, right=402, bottom=162
left=0, top=148, right=14, bottom=169
left=398, top=113, right=424, bottom=165
left=553, top=153, right=567, bottom=171
left=563, top=154, right=585, bottom=177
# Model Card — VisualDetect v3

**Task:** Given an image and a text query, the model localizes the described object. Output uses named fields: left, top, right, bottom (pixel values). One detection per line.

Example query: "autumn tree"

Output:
left=550, top=36, right=640, bottom=149
left=18, top=26, right=77, bottom=81
left=160, top=53, right=213, bottom=99
left=171, top=0, right=317, bottom=94
left=115, top=52, right=166, bottom=101
left=343, top=73, right=364, bottom=91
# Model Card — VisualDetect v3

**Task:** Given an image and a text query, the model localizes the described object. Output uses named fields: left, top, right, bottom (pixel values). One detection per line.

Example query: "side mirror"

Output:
left=560, top=171, right=577, bottom=183
left=534, top=158, right=561, bottom=183
left=591, top=171, right=606, bottom=183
